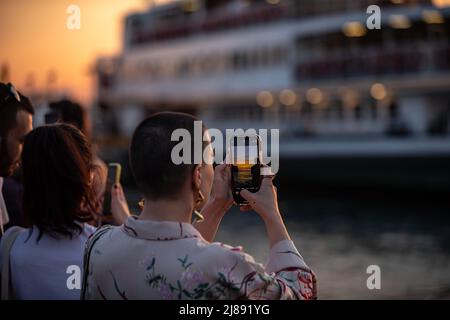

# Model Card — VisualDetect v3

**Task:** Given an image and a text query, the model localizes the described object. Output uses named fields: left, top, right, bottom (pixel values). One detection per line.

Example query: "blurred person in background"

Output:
left=0, top=82, right=34, bottom=236
left=47, top=99, right=108, bottom=225
left=82, top=112, right=317, bottom=300
left=0, top=124, right=129, bottom=299
left=47, top=99, right=91, bottom=140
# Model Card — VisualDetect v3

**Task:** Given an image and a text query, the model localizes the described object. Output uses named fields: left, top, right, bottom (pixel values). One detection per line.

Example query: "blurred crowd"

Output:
left=0, top=82, right=316, bottom=300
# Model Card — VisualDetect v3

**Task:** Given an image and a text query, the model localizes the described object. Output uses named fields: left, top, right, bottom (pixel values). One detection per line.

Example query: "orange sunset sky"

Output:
left=0, top=0, right=173, bottom=106
left=2, top=0, right=449, bottom=106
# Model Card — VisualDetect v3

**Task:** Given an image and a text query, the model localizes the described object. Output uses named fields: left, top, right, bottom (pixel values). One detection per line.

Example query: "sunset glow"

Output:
left=0, top=0, right=173, bottom=105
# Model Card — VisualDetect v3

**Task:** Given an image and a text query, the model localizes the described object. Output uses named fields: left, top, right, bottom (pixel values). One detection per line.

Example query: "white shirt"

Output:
left=5, top=223, right=96, bottom=300
left=0, top=177, right=10, bottom=235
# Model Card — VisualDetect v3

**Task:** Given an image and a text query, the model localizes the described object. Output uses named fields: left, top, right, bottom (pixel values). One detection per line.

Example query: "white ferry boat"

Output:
left=94, top=0, right=450, bottom=191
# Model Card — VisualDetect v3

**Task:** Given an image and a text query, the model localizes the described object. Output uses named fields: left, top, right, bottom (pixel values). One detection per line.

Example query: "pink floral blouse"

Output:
left=81, top=216, right=317, bottom=300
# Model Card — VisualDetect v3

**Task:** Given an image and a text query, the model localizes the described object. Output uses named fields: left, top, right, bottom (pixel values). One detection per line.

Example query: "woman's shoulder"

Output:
left=9, top=226, right=34, bottom=244
left=84, top=224, right=117, bottom=248
left=0, top=226, right=30, bottom=254
left=208, top=242, right=244, bottom=254
left=82, top=223, right=97, bottom=236
left=198, top=241, right=259, bottom=266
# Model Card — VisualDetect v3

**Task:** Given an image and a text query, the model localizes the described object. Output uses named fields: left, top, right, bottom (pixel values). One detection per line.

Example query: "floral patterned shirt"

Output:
left=81, top=216, right=317, bottom=300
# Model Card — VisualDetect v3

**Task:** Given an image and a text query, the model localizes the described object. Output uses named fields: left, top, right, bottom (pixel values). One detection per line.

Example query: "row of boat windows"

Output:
left=289, top=0, right=433, bottom=16
left=295, top=23, right=450, bottom=80
left=107, top=20, right=450, bottom=83
left=211, top=101, right=449, bottom=135
left=122, top=46, right=289, bottom=80
left=127, top=0, right=432, bottom=46
left=297, top=21, right=450, bottom=60
left=214, top=99, right=399, bottom=122
left=295, top=47, right=450, bottom=81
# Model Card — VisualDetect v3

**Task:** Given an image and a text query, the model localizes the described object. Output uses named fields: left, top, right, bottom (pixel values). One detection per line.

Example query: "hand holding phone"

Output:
left=102, top=163, right=122, bottom=216
left=209, top=164, right=234, bottom=209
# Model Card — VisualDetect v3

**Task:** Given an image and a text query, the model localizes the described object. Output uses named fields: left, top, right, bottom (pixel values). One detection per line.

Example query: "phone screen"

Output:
left=230, top=136, right=261, bottom=204
left=233, top=144, right=258, bottom=188
left=102, top=163, right=121, bottom=215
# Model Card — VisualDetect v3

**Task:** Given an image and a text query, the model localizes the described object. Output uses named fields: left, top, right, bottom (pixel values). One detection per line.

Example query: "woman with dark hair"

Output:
left=0, top=124, right=128, bottom=299
left=82, top=112, right=317, bottom=300
left=46, top=99, right=108, bottom=226
left=22, top=124, right=97, bottom=239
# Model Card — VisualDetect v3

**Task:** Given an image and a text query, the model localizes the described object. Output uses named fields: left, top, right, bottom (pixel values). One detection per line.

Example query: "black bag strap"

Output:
left=80, top=225, right=114, bottom=300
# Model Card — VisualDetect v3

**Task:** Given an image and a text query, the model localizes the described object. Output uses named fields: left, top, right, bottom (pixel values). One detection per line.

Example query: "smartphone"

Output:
left=102, top=163, right=122, bottom=216
left=230, top=135, right=262, bottom=205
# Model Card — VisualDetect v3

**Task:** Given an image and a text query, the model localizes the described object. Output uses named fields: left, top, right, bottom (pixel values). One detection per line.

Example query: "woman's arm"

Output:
left=193, top=164, right=233, bottom=242
left=109, top=183, right=131, bottom=225
left=215, top=241, right=317, bottom=300
left=240, top=177, right=291, bottom=248
left=193, top=199, right=229, bottom=242
left=226, top=176, right=317, bottom=299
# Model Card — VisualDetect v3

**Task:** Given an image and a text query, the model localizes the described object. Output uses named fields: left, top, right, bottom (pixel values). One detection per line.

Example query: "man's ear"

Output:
left=192, top=164, right=202, bottom=190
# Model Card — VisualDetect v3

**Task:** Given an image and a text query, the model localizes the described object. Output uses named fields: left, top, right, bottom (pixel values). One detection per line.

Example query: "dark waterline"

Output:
left=123, top=185, right=450, bottom=299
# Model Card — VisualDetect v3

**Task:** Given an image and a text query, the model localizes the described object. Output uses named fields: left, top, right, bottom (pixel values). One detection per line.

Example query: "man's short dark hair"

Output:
left=0, top=82, right=35, bottom=176
left=130, top=112, right=206, bottom=201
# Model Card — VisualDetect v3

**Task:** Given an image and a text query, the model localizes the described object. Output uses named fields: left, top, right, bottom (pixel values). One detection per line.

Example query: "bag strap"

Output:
left=80, top=225, right=114, bottom=300
left=1, top=226, right=25, bottom=300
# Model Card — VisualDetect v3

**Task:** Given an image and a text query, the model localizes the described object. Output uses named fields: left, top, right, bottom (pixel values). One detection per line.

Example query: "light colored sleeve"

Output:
left=81, top=226, right=112, bottom=300
left=83, top=265, right=108, bottom=300
left=213, top=240, right=317, bottom=300
left=0, top=179, right=10, bottom=235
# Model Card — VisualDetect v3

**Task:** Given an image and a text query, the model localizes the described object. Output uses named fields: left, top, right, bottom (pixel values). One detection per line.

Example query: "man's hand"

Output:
left=240, top=176, right=280, bottom=222
left=101, top=183, right=130, bottom=226
left=208, top=164, right=233, bottom=211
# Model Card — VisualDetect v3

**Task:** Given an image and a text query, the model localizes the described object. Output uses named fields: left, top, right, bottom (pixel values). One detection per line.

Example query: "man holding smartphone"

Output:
left=0, top=83, right=34, bottom=235
left=82, top=113, right=317, bottom=300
